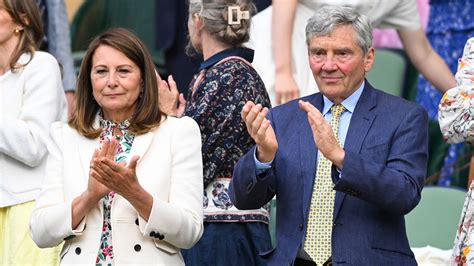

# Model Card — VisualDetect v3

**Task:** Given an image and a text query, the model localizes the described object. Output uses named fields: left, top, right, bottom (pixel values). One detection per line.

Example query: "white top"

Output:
left=301, top=0, right=420, bottom=30
left=30, top=117, right=204, bottom=265
left=247, top=0, right=421, bottom=105
left=0, top=51, right=67, bottom=207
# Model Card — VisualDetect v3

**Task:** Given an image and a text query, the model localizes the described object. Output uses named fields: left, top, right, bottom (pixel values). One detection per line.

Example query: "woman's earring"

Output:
left=14, top=28, right=22, bottom=35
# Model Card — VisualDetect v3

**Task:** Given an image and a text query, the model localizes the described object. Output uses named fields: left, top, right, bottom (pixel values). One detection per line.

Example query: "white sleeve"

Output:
left=378, top=0, right=421, bottom=31
left=30, top=122, right=80, bottom=248
left=0, top=53, right=67, bottom=166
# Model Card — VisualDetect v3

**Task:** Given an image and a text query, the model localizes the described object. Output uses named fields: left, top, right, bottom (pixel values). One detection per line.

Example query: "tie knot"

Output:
left=331, top=104, right=346, bottom=120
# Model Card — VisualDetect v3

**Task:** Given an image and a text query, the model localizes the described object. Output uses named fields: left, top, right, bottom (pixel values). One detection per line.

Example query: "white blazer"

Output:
left=0, top=52, right=67, bottom=207
left=30, top=116, right=204, bottom=265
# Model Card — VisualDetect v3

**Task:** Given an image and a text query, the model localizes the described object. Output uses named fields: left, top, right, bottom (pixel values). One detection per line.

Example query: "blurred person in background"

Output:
left=438, top=37, right=474, bottom=265
left=0, top=0, right=67, bottom=264
left=155, top=0, right=271, bottom=96
left=417, top=0, right=474, bottom=188
left=37, top=0, right=76, bottom=118
left=159, top=0, right=272, bottom=264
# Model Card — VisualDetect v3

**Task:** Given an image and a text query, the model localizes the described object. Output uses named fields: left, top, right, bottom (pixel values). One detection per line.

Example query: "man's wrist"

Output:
left=256, top=146, right=275, bottom=163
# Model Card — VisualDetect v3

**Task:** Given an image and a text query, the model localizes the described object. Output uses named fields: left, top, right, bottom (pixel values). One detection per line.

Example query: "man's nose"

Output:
left=322, top=56, right=338, bottom=71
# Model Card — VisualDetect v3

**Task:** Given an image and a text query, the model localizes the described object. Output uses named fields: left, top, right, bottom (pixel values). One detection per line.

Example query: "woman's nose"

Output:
left=106, top=72, right=118, bottom=87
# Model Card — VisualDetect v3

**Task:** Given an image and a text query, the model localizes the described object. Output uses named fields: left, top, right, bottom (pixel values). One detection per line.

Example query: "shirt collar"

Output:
left=199, top=47, right=254, bottom=70
left=98, top=110, right=132, bottom=131
left=322, top=80, right=365, bottom=115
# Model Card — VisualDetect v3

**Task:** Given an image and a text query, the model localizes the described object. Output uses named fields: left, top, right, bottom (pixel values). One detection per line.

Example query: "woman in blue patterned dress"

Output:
left=416, top=0, right=474, bottom=187
left=30, top=28, right=204, bottom=265
left=159, top=0, right=273, bottom=264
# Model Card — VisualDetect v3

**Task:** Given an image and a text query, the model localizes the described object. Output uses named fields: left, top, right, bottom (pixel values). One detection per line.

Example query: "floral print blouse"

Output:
left=439, top=37, right=474, bottom=144
left=184, top=48, right=271, bottom=223
left=95, top=114, right=135, bottom=266
left=441, top=37, right=474, bottom=265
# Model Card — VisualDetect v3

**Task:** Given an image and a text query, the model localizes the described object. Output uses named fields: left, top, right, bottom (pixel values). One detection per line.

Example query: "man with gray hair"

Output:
left=229, top=6, right=428, bottom=265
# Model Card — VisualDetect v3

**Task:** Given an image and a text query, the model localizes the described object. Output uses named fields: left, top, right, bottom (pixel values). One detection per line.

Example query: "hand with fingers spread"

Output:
left=157, top=72, right=186, bottom=117
left=298, top=100, right=345, bottom=168
left=242, top=101, right=278, bottom=163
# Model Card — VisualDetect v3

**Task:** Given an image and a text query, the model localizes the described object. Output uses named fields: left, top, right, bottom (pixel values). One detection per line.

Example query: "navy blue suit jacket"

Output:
left=229, top=82, right=428, bottom=265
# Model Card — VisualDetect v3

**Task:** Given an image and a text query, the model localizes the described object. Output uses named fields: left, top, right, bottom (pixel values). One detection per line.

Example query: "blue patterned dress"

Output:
left=181, top=48, right=272, bottom=265
left=416, top=0, right=474, bottom=186
left=95, top=115, right=135, bottom=266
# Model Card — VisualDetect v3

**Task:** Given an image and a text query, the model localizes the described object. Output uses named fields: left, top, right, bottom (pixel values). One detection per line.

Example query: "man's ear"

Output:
left=364, top=47, right=375, bottom=72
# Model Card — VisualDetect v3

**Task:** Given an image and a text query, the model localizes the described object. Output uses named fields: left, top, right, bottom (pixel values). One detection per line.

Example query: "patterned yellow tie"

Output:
left=304, top=104, right=346, bottom=265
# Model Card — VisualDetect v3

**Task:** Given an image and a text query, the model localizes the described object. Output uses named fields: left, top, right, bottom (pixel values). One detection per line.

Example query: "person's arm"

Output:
left=398, top=28, right=456, bottom=93
left=0, top=53, right=65, bottom=167
left=229, top=102, right=278, bottom=210
left=438, top=87, right=474, bottom=144
left=272, top=0, right=299, bottom=104
left=45, top=0, right=76, bottom=117
left=30, top=123, right=95, bottom=248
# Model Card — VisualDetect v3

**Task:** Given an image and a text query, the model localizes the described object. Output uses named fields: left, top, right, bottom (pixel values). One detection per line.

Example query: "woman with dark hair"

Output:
left=0, top=0, right=66, bottom=264
left=160, top=0, right=272, bottom=264
left=30, top=28, right=204, bottom=265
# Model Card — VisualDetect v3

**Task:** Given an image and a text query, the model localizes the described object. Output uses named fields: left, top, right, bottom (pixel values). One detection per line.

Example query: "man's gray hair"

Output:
left=305, top=6, right=373, bottom=54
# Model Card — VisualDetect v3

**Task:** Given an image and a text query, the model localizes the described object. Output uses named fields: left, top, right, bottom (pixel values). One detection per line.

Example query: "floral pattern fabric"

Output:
left=417, top=0, right=474, bottom=186
left=439, top=37, right=474, bottom=145
left=442, top=37, right=474, bottom=265
left=184, top=48, right=271, bottom=223
left=95, top=115, right=135, bottom=266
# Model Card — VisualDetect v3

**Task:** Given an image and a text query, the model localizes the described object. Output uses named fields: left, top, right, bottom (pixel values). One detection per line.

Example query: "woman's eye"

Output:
left=95, top=69, right=107, bottom=75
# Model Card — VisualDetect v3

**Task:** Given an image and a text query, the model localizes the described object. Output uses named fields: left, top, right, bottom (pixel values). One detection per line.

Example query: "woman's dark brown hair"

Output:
left=2, top=0, right=44, bottom=71
left=69, top=28, right=165, bottom=138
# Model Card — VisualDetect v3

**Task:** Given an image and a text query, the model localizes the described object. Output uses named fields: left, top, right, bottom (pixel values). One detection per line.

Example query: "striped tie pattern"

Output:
left=304, top=104, right=346, bottom=265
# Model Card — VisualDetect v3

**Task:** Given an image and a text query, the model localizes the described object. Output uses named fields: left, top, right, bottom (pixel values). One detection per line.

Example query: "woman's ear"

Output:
left=193, top=14, right=204, bottom=31
left=20, top=13, right=29, bottom=26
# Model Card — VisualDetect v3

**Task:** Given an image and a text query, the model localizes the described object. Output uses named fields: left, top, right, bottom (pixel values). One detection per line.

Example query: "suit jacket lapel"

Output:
left=300, top=93, right=323, bottom=219
left=333, top=81, right=377, bottom=220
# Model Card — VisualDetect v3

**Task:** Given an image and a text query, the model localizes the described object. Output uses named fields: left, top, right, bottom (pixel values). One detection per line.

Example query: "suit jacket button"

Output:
left=299, top=223, right=303, bottom=230
left=75, top=247, right=81, bottom=255
left=135, top=218, right=139, bottom=226
left=149, top=231, right=156, bottom=237
left=134, top=244, right=141, bottom=252
left=158, top=234, right=165, bottom=240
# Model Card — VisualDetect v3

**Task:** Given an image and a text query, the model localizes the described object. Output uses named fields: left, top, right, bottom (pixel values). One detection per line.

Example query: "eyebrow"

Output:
left=334, top=48, right=353, bottom=53
left=92, top=64, right=134, bottom=69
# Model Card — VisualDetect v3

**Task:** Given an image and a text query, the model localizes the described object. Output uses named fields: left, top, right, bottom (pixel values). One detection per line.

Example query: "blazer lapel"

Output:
left=128, top=131, right=154, bottom=170
left=78, top=135, right=99, bottom=182
left=333, top=82, right=377, bottom=220
left=300, top=93, right=323, bottom=219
